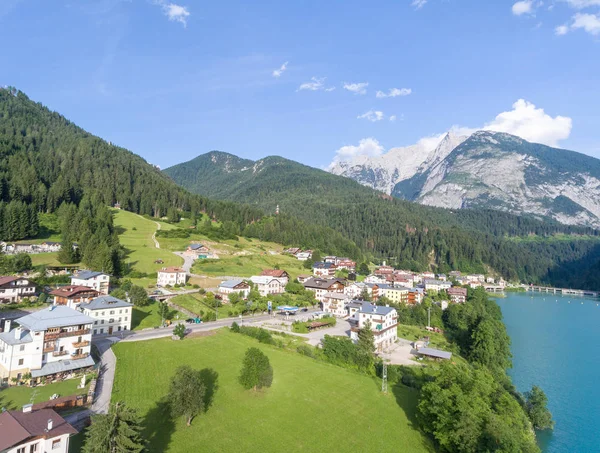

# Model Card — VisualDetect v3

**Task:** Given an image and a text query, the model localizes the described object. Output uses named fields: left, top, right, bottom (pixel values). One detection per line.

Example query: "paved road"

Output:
left=174, top=251, right=195, bottom=274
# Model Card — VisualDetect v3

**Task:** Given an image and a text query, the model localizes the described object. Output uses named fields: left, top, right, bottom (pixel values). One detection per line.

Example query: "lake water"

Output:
left=496, top=292, right=600, bottom=453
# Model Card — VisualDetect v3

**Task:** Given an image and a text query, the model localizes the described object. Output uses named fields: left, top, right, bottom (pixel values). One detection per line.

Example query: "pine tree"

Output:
left=82, top=401, right=145, bottom=453
left=357, top=320, right=375, bottom=354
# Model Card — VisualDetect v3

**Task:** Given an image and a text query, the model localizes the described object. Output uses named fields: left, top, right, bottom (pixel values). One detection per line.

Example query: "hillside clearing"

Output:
left=112, top=329, right=434, bottom=453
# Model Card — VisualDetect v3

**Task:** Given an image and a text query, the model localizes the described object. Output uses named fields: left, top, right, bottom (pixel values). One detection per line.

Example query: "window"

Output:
left=110, top=310, right=115, bottom=315
left=18, top=358, right=24, bottom=366
left=94, top=321, right=98, bottom=325
left=100, top=329, right=104, bottom=334
left=94, top=329, right=97, bottom=335
left=52, top=439, right=61, bottom=450
left=101, top=320, right=105, bottom=324
left=29, top=442, right=38, bottom=452
left=19, top=345, right=25, bottom=351
left=17, top=447, right=25, bottom=453
left=125, top=317, right=128, bottom=321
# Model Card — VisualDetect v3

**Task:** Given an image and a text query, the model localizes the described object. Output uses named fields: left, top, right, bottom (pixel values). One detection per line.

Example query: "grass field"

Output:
left=192, top=252, right=308, bottom=280
left=132, top=301, right=186, bottom=330
left=113, top=210, right=183, bottom=276
left=0, top=378, right=89, bottom=410
left=111, top=329, right=434, bottom=453
left=396, top=324, right=459, bottom=354
left=169, top=294, right=231, bottom=319
left=29, top=252, right=65, bottom=267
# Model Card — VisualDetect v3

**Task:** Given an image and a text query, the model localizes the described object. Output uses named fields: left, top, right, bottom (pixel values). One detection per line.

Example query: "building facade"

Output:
left=49, top=286, right=100, bottom=308
left=349, top=302, right=398, bottom=352
left=218, top=280, right=251, bottom=302
left=0, top=277, right=36, bottom=304
left=0, top=306, right=94, bottom=385
left=249, top=276, right=285, bottom=297
left=157, top=267, right=187, bottom=286
left=70, top=271, right=110, bottom=295
left=79, top=295, right=133, bottom=334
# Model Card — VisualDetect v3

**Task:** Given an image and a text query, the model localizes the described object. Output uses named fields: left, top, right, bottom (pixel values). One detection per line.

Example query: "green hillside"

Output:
left=165, top=151, right=600, bottom=288
left=112, top=329, right=434, bottom=453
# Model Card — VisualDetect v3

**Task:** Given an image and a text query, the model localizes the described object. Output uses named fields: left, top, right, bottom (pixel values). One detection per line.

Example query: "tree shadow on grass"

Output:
left=143, top=400, right=175, bottom=453
left=391, top=382, right=437, bottom=452
left=199, top=368, right=219, bottom=412
left=131, top=308, right=151, bottom=329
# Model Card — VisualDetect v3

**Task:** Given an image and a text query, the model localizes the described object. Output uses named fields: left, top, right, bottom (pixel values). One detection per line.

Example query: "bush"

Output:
left=192, top=284, right=200, bottom=289
left=296, top=344, right=316, bottom=358
left=231, top=322, right=240, bottom=333
left=233, top=326, right=275, bottom=345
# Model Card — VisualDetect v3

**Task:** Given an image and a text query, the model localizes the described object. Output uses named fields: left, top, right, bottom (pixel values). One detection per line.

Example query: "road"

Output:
left=174, top=251, right=195, bottom=274
left=151, top=220, right=161, bottom=249
left=90, top=338, right=117, bottom=414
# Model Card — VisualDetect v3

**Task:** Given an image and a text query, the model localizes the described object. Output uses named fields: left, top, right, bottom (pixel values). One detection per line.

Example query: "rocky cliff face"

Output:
left=331, top=131, right=600, bottom=228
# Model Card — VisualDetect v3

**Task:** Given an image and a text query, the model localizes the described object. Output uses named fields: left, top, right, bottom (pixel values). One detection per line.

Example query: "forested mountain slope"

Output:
left=0, top=88, right=361, bottom=267
left=165, top=151, right=600, bottom=289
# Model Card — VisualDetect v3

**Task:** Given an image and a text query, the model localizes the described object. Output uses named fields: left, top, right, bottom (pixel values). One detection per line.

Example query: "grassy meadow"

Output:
left=132, top=301, right=186, bottom=330
left=111, top=329, right=434, bottom=453
left=0, top=378, right=89, bottom=410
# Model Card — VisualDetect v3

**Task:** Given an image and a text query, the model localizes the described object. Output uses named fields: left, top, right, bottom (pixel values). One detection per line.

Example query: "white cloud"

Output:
left=412, top=0, right=427, bottom=9
left=272, top=61, right=288, bottom=78
left=357, top=110, right=385, bottom=122
left=297, top=77, right=335, bottom=92
left=512, top=1, right=534, bottom=15
left=480, top=99, right=572, bottom=147
left=555, top=24, right=569, bottom=34
left=389, top=115, right=397, bottom=122
left=562, top=0, right=600, bottom=8
left=154, top=1, right=190, bottom=27
left=571, top=12, right=600, bottom=34
left=329, top=138, right=384, bottom=168
left=376, top=87, right=412, bottom=98
left=556, top=12, right=600, bottom=35
left=343, top=82, right=369, bottom=95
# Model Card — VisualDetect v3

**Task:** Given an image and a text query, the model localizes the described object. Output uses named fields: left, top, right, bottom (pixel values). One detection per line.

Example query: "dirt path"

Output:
left=151, top=221, right=161, bottom=249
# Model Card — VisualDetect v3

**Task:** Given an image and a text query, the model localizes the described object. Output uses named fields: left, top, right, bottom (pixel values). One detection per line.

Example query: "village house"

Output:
left=364, top=274, right=387, bottom=284
left=80, top=295, right=133, bottom=334
left=259, top=269, right=290, bottom=286
left=49, top=286, right=100, bottom=309
left=0, top=306, right=94, bottom=386
left=447, top=287, right=467, bottom=304
left=349, top=302, right=398, bottom=352
left=250, top=276, right=285, bottom=297
left=303, top=277, right=345, bottom=302
left=0, top=407, right=78, bottom=453
left=296, top=274, right=312, bottom=284
left=157, top=267, right=187, bottom=286
left=284, top=247, right=301, bottom=255
left=345, top=282, right=376, bottom=300
left=336, top=258, right=356, bottom=271
left=449, top=270, right=462, bottom=278
left=312, top=261, right=337, bottom=277
left=295, top=250, right=312, bottom=261
left=346, top=301, right=363, bottom=317
left=40, top=241, right=62, bottom=253
left=375, top=266, right=394, bottom=275
left=323, top=256, right=337, bottom=264
left=467, top=274, right=485, bottom=283
left=423, top=278, right=452, bottom=293
left=408, top=288, right=424, bottom=305
left=0, top=277, right=37, bottom=304
left=437, top=273, right=447, bottom=282
left=184, top=243, right=213, bottom=259
left=218, top=280, right=251, bottom=302
left=421, top=271, right=435, bottom=279
left=322, top=292, right=350, bottom=317
left=70, top=271, right=110, bottom=295
left=384, top=286, right=409, bottom=304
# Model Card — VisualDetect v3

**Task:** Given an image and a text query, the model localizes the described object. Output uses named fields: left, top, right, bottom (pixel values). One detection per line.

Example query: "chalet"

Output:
left=218, top=280, right=250, bottom=302
left=364, top=274, right=387, bottom=284
left=0, top=306, right=94, bottom=385
left=447, top=287, right=467, bottom=304
left=13, top=243, right=35, bottom=254
left=185, top=243, right=211, bottom=259
left=79, top=295, right=133, bottom=334
left=157, top=267, right=187, bottom=286
left=344, top=282, right=381, bottom=301
left=250, top=276, right=285, bottom=297
left=260, top=269, right=290, bottom=286
left=322, top=292, right=350, bottom=317
left=297, top=274, right=312, bottom=284
left=349, top=302, right=398, bottom=352
left=303, top=277, right=345, bottom=302
left=336, top=259, right=356, bottom=271
left=312, top=261, right=337, bottom=277
left=71, top=271, right=110, bottom=295
left=49, top=286, right=100, bottom=309
left=408, top=288, right=424, bottom=305
left=0, top=407, right=78, bottom=453
left=284, top=247, right=301, bottom=255
left=449, top=270, right=462, bottom=279
left=0, top=277, right=36, bottom=304
left=486, top=276, right=495, bottom=284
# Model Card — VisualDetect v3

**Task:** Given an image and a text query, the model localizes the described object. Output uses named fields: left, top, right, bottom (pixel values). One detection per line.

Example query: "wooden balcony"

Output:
left=45, top=328, right=91, bottom=341
left=43, top=346, right=54, bottom=353
left=71, top=353, right=89, bottom=360
left=53, top=350, right=68, bottom=357
left=73, top=340, right=90, bottom=348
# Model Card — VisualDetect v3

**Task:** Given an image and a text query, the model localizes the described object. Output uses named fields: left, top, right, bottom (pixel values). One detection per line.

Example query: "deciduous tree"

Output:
left=239, top=347, right=273, bottom=391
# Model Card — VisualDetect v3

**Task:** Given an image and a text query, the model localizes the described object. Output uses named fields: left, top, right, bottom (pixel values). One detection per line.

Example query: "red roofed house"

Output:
left=49, top=285, right=100, bottom=309
left=157, top=267, right=187, bottom=286
left=0, top=277, right=36, bottom=304
left=259, top=269, right=290, bottom=286
left=447, top=287, right=468, bottom=304
left=0, top=406, right=77, bottom=453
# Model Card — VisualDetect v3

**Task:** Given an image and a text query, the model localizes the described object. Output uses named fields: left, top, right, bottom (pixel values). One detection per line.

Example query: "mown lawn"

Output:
left=132, top=301, right=186, bottom=330
left=113, top=210, right=183, bottom=275
left=0, top=378, right=89, bottom=410
left=111, top=329, right=434, bottom=453
left=192, top=253, right=308, bottom=280
left=29, top=252, right=67, bottom=267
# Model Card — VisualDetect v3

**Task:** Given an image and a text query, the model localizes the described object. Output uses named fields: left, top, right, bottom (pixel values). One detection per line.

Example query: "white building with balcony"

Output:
left=157, top=267, right=187, bottom=286
left=79, top=295, right=133, bottom=335
left=349, top=302, right=398, bottom=352
left=0, top=306, right=94, bottom=385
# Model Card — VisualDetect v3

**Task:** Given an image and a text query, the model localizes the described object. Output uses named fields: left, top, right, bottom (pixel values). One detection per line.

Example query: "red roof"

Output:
left=0, top=409, right=77, bottom=451
left=159, top=267, right=185, bottom=273
left=260, top=269, right=289, bottom=278
left=49, top=285, right=100, bottom=298
left=0, top=276, right=20, bottom=286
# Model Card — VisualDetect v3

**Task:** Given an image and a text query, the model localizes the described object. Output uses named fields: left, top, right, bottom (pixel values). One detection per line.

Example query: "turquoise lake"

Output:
left=496, top=292, right=600, bottom=453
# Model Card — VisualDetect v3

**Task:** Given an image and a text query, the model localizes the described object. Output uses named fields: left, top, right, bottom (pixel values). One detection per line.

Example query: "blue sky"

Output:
left=1, top=0, right=599, bottom=169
